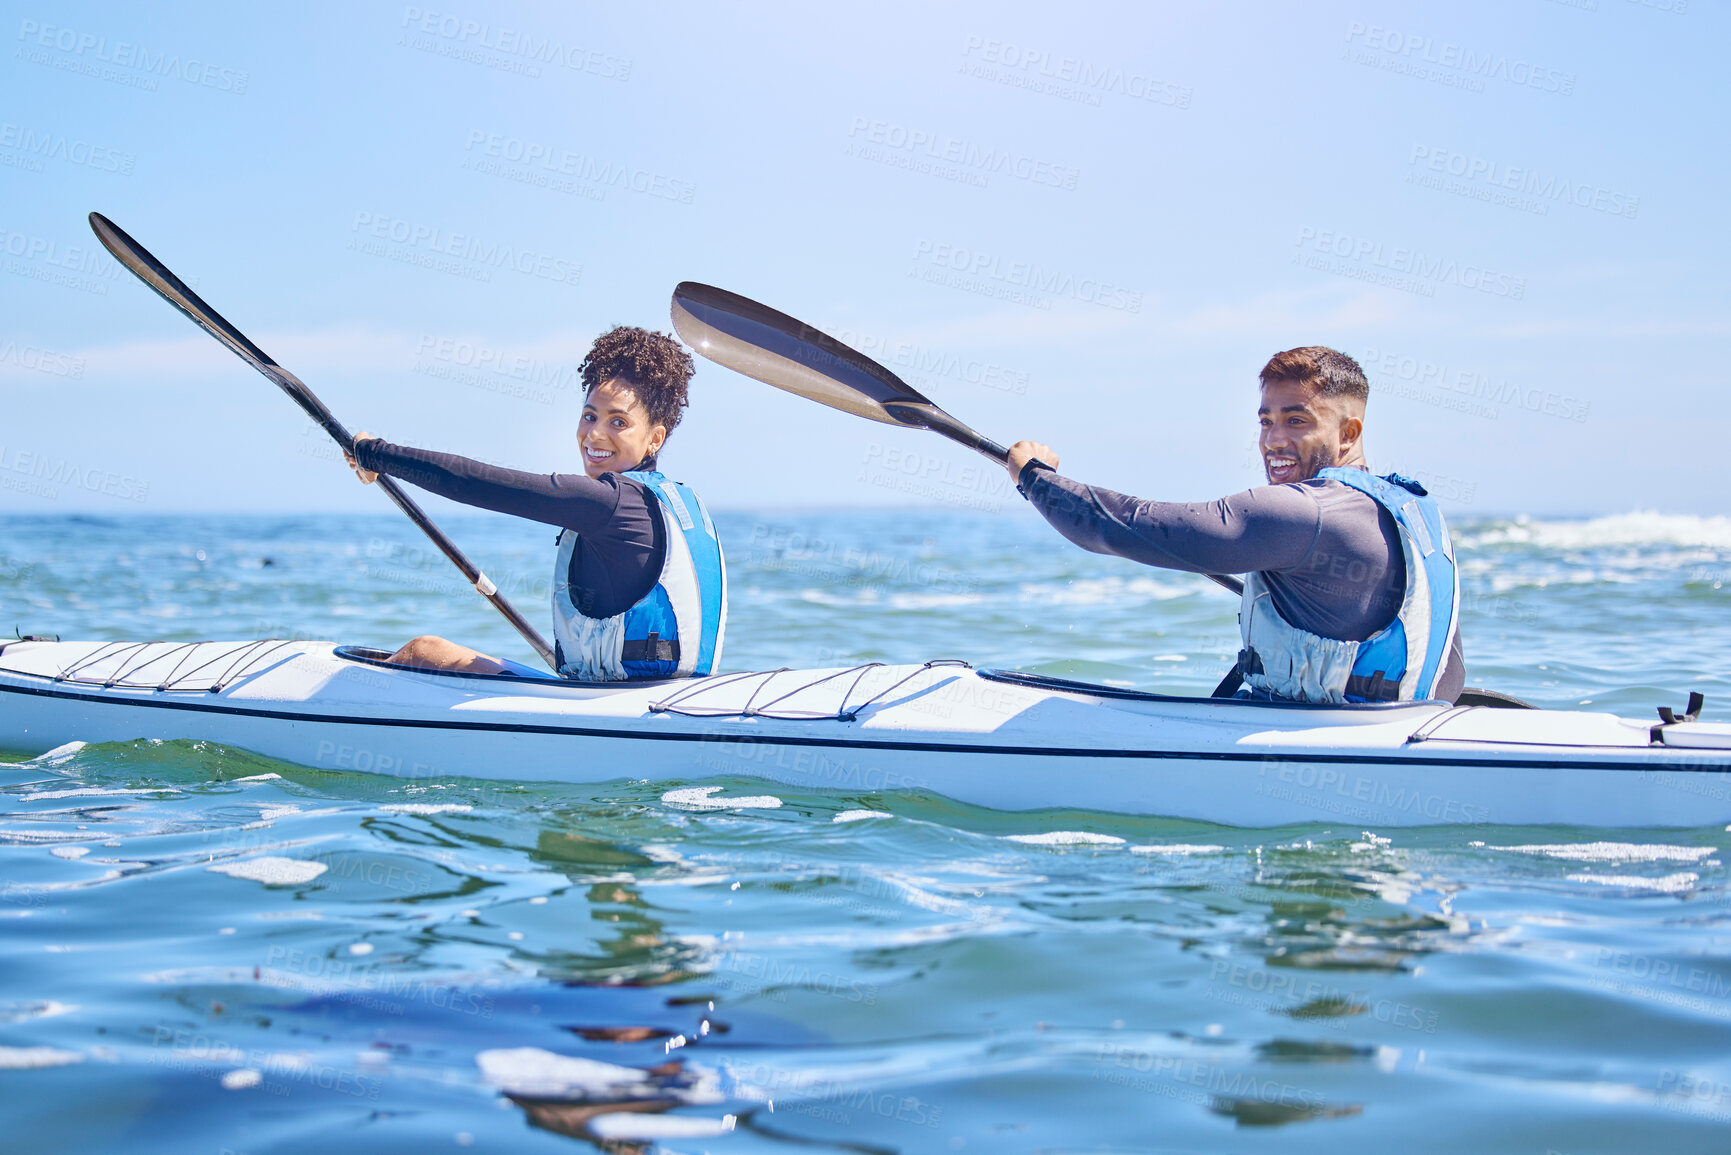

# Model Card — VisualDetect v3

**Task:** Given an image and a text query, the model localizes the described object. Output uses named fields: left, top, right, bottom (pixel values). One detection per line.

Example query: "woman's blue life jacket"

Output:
left=1236, top=467, right=1458, bottom=704
left=551, top=470, right=727, bottom=682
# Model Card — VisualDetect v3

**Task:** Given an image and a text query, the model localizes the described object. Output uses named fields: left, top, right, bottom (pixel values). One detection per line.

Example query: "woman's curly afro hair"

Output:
left=579, top=326, right=696, bottom=435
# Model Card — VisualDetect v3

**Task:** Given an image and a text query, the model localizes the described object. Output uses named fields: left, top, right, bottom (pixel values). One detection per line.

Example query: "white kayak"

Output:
left=1, top=638, right=1728, bottom=828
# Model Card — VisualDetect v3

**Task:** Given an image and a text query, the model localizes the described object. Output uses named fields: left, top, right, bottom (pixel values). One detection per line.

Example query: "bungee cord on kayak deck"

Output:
left=649, top=659, right=972, bottom=721
left=44, top=639, right=302, bottom=694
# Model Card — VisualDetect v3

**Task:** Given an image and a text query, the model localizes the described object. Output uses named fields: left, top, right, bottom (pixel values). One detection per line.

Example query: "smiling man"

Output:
left=1005, top=346, right=1464, bottom=704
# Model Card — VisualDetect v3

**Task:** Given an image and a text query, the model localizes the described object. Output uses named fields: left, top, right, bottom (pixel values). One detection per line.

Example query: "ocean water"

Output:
left=1, top=507, right=1729, bottom=1153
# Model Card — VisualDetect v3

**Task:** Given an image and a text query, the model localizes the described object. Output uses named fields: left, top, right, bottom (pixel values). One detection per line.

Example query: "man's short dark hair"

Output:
left=580, top=326, right=696, bottom=433
left=1259, top=346, right=1368, bottom=403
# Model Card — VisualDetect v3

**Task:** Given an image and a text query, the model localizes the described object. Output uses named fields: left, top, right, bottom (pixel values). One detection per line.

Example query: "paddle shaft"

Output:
left=87, top=213, right=559, bottom=670
left=880, top=400, right=1009, bottom=464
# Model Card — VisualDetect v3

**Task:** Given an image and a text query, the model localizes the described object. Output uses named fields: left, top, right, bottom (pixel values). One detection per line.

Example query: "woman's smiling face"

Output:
left=578, top=378, right=666, bottom=479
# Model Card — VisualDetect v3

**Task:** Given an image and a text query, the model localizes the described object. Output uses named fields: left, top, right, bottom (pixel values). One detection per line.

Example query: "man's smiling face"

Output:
left=1258, top=378, right=1363, bottom=485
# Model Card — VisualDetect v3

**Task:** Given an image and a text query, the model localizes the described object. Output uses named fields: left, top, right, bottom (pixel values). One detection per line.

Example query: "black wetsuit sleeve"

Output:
left=1022, top=467, right=1320, bottom=575
left=353, top=440, right=620, bottom=533
left=353, top=439, right=665, bottom=622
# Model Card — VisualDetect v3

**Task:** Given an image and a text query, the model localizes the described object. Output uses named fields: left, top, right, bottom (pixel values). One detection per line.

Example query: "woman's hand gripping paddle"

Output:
left=88, top=212, right=559, bottom=670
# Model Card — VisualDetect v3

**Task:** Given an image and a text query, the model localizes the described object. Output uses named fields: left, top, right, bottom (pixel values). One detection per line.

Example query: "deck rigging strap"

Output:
left=54, top=639, right=302, bottom=693
left=649, top=660, right=970, bottom=721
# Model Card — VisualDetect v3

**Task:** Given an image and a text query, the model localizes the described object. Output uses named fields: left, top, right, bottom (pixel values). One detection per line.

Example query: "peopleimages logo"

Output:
left=1343, top=22, right=1575, bottom=96
left=15, top=19, right=249, bottom=93
left=0, top=123, right=134, bottom=174
left=1408, top=145, right=1638, bottom=220
left=462, top=130, right=695, bottom=203
left=958, top=36, right=1193, bottom=109
left=0, top=231, right=114, bottom=270
left=909, top=239, right=1143, bottom=313
left=859, top=442, right=1014, bottom=514
left=412, top=333, right=580, bottom=407
left=399, top=7, right=630, bottom=80
left=0, top=338, right=85, bottom=378
left=348, top=212, right=581, bottom=287
left=1361, top=346, right=1590, bottom=423
left=845, top=116, right=1080, bottom=191
left=818, top=323, right=1030, bottom=396
left=745, top=522, right=977, bottom=596
left=1255, top=758, right=1491, bottom=823
left=0, top=444, right=149, bottom=502
left=1293, top=226, right=1526, bottom=300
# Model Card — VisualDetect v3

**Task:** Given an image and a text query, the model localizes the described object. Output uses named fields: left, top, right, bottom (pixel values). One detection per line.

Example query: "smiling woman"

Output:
left=344, top=326, right=727, bottom=682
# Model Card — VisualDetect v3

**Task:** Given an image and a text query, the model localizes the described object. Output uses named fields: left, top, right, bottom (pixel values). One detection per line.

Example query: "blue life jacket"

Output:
left=1237, top=468, right=1458, bottom=703
left=551, top=470, right=727, bottom=681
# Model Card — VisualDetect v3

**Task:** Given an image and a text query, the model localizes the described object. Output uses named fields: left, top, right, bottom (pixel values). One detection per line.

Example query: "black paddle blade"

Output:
left=672, top=281, right=1012, bottom=462
left=90, top=212, right=278, bottom=370
left=671, top=281, right=936, bottom=428
left=89, top=212, right=344, bottom=437
left=87, top=211, right=556, bottom=665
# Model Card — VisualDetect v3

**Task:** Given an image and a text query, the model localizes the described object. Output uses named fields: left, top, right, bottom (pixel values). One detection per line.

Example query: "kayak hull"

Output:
left=2, top=640, right=1726, bottom=827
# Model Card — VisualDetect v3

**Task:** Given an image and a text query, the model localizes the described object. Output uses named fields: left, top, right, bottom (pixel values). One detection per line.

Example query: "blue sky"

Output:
left=1, top=0, right=1722, bottom=518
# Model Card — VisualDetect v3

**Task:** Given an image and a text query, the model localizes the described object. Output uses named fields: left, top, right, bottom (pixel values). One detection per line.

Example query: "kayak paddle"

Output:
left=87, top=211, right=559, bottom=670
left=670, top=281, right=1245, bottom=597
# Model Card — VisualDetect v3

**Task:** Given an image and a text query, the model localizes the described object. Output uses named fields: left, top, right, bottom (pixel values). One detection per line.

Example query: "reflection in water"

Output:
left=512, top=1097, right=662, bottom=1153
left=1211, top=1096, right=1365, bottom=1126
left=506, top=1084, right=701, bottom=1151
left=568, top=1025, right=676, bottom=1043
left=524, top=830, right=708, bottom=986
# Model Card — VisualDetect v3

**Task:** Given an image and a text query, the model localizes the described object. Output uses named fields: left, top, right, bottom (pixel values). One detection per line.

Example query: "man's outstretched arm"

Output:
left=1014, top=456, right=1320, bottom=576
